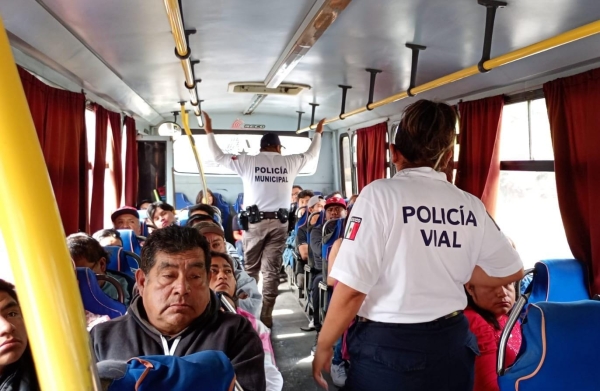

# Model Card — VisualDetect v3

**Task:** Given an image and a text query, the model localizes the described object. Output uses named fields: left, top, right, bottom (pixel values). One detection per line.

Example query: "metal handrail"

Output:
left=96, top=274, right=125, bottom=304
left=297, top=19, right=600, bottom=133
left=497, top=268, right=535, bottom=377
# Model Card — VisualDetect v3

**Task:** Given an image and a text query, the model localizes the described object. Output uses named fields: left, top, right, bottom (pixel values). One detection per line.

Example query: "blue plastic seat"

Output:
left=76, top=267, right=126, bottom=319
left=118, top=229, right=142, bottom=256
left=529, top=259, right=589, bottom=304
left=104, top=246, right=140, bottom=278
left=498, top=300, right=600, bottom=391
left=318, top=218, right=345, bottom=323
left=234, top=193, right=244, bottom=213
left=211, top=192, right=231, bottom=228
left=175, top=192, right=194, bottom=210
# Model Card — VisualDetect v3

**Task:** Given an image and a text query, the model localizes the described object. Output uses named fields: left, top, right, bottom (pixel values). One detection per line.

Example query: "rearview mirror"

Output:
left=157, top=121, right=182, bottom=138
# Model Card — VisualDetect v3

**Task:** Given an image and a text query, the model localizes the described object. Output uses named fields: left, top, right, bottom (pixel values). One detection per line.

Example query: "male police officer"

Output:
left=203, top=112, right=324, bottom=327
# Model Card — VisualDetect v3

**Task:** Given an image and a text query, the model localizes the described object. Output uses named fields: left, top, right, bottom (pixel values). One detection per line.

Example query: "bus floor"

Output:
left=272, top=282, right=340, bottom=391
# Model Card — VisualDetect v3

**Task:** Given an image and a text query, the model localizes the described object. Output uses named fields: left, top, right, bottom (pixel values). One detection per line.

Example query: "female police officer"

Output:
left=312, top=100, right=524, bottom=390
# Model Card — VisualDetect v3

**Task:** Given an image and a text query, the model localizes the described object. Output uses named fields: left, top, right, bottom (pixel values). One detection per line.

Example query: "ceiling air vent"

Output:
left=228, top=82, right=311, bottom=96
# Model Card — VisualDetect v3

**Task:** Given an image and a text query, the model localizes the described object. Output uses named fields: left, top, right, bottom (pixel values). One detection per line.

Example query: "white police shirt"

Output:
left=330, top=167, right=523, bottom=323
left=206, top=133, right=321, bottom=211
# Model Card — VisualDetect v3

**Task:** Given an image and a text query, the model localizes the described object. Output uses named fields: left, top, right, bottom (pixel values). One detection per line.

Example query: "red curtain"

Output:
left=356, top=122, right=388, bottom=192
left=90, top=105, right=109, bottom=233
left=124, top=116, right=138, bottom=206
left=18, top=67, right=87, bottom=235
left=17, top=68, right=49, bottom=144
left=455, top=96, right=504, bottom=216
left=544, top=68, right=600, bottom=294
left=108, top=112, right=123, bottom=207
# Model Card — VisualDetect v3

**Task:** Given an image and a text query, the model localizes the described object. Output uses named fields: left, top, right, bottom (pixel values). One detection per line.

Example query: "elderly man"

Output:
left=192, top=221, right=262, bottom=318
left=90, top=226, right=266, bottom=391
left=111, top=206, right=141, bottom=235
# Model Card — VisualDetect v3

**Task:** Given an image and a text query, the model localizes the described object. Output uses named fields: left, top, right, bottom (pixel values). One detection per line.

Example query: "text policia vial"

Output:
left=254, top=166, right=290, bottom=183
left=403, top=205, right=478, bottom=248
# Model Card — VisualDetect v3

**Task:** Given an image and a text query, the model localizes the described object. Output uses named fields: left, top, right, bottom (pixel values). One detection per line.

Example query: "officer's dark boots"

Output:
left=261, top=301, right=274, bottom=328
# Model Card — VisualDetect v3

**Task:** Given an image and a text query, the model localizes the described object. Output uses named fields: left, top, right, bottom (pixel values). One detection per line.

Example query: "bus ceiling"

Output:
left=2, top=0, right=600, bottom=131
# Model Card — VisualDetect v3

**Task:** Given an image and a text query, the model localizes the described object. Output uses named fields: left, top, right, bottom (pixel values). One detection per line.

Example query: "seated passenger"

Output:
left=231, top=210, right=244, bottom=264
left=147, top=201, right=177, bottom=229
left=296, top=190, right=314, bottom=218
left=90, top=226, right=266, bottom=391
left=92, top=228, right=123, bottom=247
left=67, top=233, right=131, bottom=306
left=136, top=199, right=152, bottom=210
left=325, top=191, right=343, bottom=200
left=196, top=189, right=215, bottom=206
left=347, top=194, right=359, bottom=208
left=0, top=279, right=40, bottom=391
left=209, top=252, right=283, bottom=391
left=465, top=282, right=522, bottom=391
left=192, top=221, right=262, bottom=318
left=111, top=206, right=141, bottom=236
left=308, top=196, right=347, bottom=351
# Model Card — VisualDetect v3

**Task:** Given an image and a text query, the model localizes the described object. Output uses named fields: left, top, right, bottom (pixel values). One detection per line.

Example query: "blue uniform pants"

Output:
left=345, top=313, right=478, bottom=391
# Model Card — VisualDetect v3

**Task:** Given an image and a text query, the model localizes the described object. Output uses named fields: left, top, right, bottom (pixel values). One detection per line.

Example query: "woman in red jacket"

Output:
left=464, top=281, right=522, bottom=391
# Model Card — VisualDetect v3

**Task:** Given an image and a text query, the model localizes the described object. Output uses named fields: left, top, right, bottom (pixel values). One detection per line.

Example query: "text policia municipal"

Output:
left=254, top=166, right=289, bottom=183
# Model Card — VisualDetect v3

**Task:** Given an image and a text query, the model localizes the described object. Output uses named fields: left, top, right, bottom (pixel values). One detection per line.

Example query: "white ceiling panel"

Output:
left=1, top=0, right=600, bottom=129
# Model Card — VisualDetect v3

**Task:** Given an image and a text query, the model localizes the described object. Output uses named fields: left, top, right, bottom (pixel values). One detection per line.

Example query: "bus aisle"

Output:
left=272, top=282, right=339, bottom=391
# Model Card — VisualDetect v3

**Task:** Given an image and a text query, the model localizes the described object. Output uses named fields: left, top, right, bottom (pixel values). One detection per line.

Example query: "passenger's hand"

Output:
left=315, top=118, right=326, bottom=134
left=312, top=343, right=333, bottom=390
left=202, top=111, right=213, bottom=134
left=238, top=292, right=249, bottom=300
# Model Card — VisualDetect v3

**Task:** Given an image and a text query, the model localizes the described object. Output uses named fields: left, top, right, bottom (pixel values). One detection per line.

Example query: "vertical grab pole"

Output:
left=180, top=103, right=209, bottom=199
left=0, top=15, right=99, bottom=391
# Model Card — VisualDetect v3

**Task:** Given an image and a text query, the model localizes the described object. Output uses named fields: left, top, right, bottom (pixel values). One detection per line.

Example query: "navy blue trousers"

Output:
left=345, top=313, right=478, bottom=391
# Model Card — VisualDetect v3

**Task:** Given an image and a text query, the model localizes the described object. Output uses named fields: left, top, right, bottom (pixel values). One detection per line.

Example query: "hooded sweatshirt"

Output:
left=0, top=348, right=40, bottom=391
left=90, top=292, right=266, bottom=391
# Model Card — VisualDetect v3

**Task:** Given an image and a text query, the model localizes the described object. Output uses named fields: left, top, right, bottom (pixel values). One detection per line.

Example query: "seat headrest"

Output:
left=499, top=300, right=600, bottom=391
left=117, top=229, right=142, bottom=256
left=76, top=268, right=126, bottom=319
left=529, top=259, right=589, bottom=303
left=104, top=246, right=139, bottom=278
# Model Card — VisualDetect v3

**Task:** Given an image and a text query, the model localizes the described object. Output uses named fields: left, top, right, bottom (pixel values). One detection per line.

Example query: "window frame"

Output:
left=339, top=133, right=352, bottom=198
left=500, top=91, right=553, bottom=172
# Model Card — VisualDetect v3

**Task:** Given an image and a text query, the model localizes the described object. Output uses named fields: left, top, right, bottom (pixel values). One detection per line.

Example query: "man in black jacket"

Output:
left=90, top=225, right=266, bottom=391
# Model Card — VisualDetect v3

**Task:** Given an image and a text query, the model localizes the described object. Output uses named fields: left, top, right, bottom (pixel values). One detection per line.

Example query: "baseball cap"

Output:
left=192, top=221, right=225, bottom=238
left=260, top=133, right=284, bottom=149
left=308, top=195, right=324, bottom=208
left=325, top=196, right=347, bottom=210
left=111, top=206, right=139, bottom=222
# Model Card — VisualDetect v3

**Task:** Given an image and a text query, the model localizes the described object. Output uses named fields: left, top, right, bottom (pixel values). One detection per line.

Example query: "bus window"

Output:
left=339, top=134, right=352, bottom=197
left=496, top=97, right=572, bottom=269
left=174, top=134, right=318, bottom=176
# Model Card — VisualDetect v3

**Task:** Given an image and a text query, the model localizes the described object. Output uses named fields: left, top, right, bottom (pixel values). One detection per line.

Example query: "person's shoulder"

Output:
left=90, top=313, right=133, bottom=336
left=464, top=308, right=494, bottom=334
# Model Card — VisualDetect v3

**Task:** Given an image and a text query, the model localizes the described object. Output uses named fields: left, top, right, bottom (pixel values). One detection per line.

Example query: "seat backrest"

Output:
left=104, top=246, right=140, bottom=278
left=498, top=300, right=600, bottom=391
left=76, top=267, right=126, bottom=319
left=321, top=219, right=344, bottom=279
left=118, top=229, right=142, bottom=256
left=322, top=219, right=344, bottom=264
left=211, top=192, right=231, bottom=227
left=234, top=193, right=244, bottom=213
left=175, top=192, right=194, bottom=210
left=294, top=206, right=308, bottom=235
left=529, top=259, right=589, bottom=304
left=177, top=209, right=190, bottom=227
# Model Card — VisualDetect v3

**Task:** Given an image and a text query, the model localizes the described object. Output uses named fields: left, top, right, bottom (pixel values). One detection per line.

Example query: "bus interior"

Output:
left=1, top=0, right=600, bottom=389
